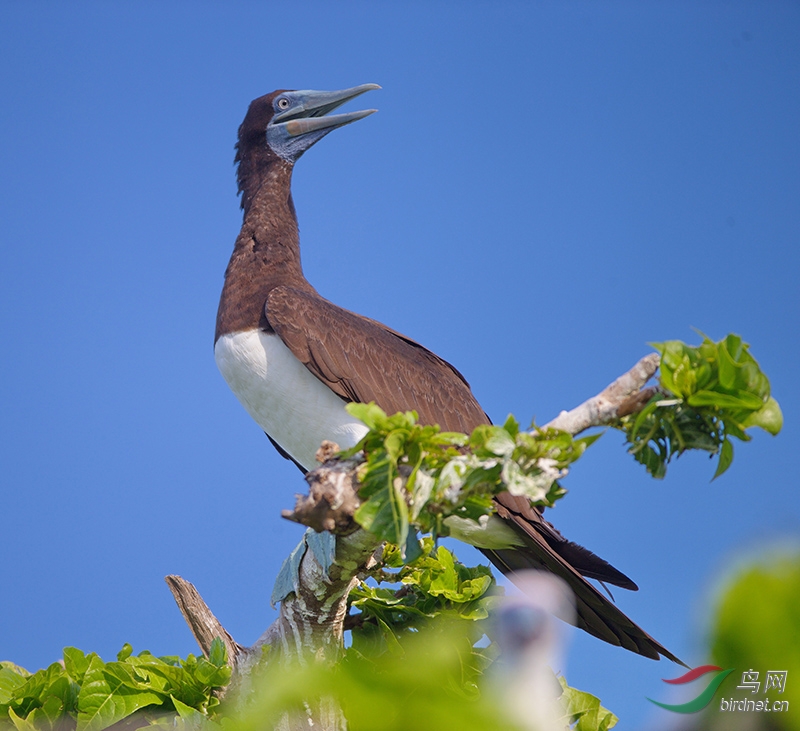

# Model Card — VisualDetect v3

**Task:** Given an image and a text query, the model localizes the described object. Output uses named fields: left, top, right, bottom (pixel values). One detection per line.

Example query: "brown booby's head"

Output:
left=235, top=84, right=379, bottom=210
left=236, top=83, right=380, bottom=166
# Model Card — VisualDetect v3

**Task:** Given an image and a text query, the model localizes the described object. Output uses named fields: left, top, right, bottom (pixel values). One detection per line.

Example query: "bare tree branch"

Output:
left=164, top=575, right=247, bottom=665
left=166, top=448, right=380, bottom=730
left=543, top=353, right=660, bottom=434
left=282, top=445, right=363, bottom=534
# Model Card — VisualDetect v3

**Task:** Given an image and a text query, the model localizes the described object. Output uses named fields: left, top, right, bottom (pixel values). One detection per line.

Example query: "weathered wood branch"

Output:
left=543, top=353, right=661, bottom=434
left=252, top=528, right=380, bottom=664
left=281, top=446, right=363, bottom=534
left=166, top=448, right=380, bottom=729
left=164, top=575, right=248, bottom=665
left=166, top=528, right=378, bottom=669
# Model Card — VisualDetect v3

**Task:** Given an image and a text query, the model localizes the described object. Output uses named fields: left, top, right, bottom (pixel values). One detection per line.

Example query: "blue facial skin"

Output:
left=265, top=85, right=379, bottom=163
left=266, top=103, right=334, bottom=162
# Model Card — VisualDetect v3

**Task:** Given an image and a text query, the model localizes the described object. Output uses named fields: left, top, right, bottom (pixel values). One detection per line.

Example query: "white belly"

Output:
left=214, top=330, right=369, bottom=470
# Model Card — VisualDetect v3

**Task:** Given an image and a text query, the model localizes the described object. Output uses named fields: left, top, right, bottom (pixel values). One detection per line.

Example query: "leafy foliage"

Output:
left=559, top=677, right=619, bottom=731
left=0, top=543, right=616, bottom=731
left=1, top=631, right=616, bottom=731
left=0, top=640, right=230, bottom=731
left=343, top=404, right=597, bottom=559
left=346, top=542, right=618, bottom=729
left=348, top=540, right=498, bottom=691
left=621, top=333, right=782, bottom=478
left=228, top=622, right=616, bottom=731
left=3, top=332, right=780, bottom=730
left=345, top=332, right=782, bottom=551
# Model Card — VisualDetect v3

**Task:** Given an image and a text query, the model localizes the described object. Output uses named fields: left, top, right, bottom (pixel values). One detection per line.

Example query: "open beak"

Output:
left=268, top=84, right=380, bottom=160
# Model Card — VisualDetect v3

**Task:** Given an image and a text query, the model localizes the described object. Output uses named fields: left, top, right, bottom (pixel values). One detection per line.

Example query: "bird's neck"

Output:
left=241, top=161, right=304, bottom=270
left=215, top=160, right=313, bottom=340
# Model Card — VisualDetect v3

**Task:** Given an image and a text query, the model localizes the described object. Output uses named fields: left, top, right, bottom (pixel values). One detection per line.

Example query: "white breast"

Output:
left=214, top=330, right=369, bottom=471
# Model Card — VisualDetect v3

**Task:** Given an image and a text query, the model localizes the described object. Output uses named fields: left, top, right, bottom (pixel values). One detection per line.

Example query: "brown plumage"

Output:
left=216, top=88, right=683, bottom=665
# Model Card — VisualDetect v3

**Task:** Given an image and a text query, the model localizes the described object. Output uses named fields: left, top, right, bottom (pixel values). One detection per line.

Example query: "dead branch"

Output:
left=543, top=353, right=660, bottom=434
left=164, top=575, right=247, bottom=665
left=282, top=445, right=363, bottom=534
left=166, top=448, right=380, bottom=730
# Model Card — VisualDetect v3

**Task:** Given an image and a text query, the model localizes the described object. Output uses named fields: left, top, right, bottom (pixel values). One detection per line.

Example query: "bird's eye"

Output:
left=277, top=98, right=290, bottom=110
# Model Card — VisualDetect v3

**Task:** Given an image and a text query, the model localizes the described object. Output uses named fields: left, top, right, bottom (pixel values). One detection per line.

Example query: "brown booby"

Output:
left=215, top=84, right=681, bottom=664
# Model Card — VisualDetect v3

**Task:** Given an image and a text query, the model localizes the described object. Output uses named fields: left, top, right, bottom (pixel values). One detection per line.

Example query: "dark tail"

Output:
left=487, top=493, right=685, bottom=665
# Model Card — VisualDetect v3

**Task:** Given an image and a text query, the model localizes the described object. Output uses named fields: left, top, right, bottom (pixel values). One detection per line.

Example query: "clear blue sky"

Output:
left=1, top=2, right=798, bottom=728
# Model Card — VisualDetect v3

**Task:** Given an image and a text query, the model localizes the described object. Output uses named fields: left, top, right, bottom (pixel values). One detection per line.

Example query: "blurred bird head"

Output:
left=492, top=571, right=576, bottom=731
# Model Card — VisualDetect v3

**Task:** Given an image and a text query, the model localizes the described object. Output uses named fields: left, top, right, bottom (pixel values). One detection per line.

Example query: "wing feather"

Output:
left=266, top=286, right=488, bottom=432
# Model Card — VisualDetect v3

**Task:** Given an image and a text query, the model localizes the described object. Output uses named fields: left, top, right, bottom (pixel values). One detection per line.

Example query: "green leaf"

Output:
left=356, top=456, right=393, bottom=499
left=710, top=553, right=800, bottom=716
left=354, top=481, right=409, bottom=549
left=126, top=655, right=208, bottom=708
left=116, top=644, right=133, bottom=662
left=10, top=663, right=65, bottom=713
left=383, top=429, right=407, bottom=461
left=7, top=707, right=38, bottom=731
left=628, top=334, right=780, bottom=479
left=574, top=431, right=604, bottom=450
left=103, top=661, right=161, bottom=693
left=687, top=390, right=764, bottom=410
left=469, top=425, right=514, bottom=457
left=344, top=401, right=389, bottom=431
left=0, top=668, right=27, bottom=705
left=32, top=694, right=66, bottom=730
left=717, top=334, right=740, bottom=390
left=484, top=427, right=515, bottom=457
left=77, top=655, right=162, bottom=731
left=0, top=663, right=29, bottom=679
left=713, top=438, right=734, bottom=480
left=192, top=659, right=231, bottom=689
left=157, top=655, right=182, bottom=667
left=743, top=396, right=783, bottom=435
left=123, top=657, right=169, bottom=695
left=171, top=694, right=207, bottom=724
left=408, top=469, right=433, bottom=521
left=502, top=414, right=520, bottom=438
left=63, top=648, right=92, bottom=685
left=559, top=676, right=618, bottom=731
left=208, top=638, right=227, bottom=669
left=42, top=675, right=78, bottom=715
left=376, top=619, right=404, bottom=658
